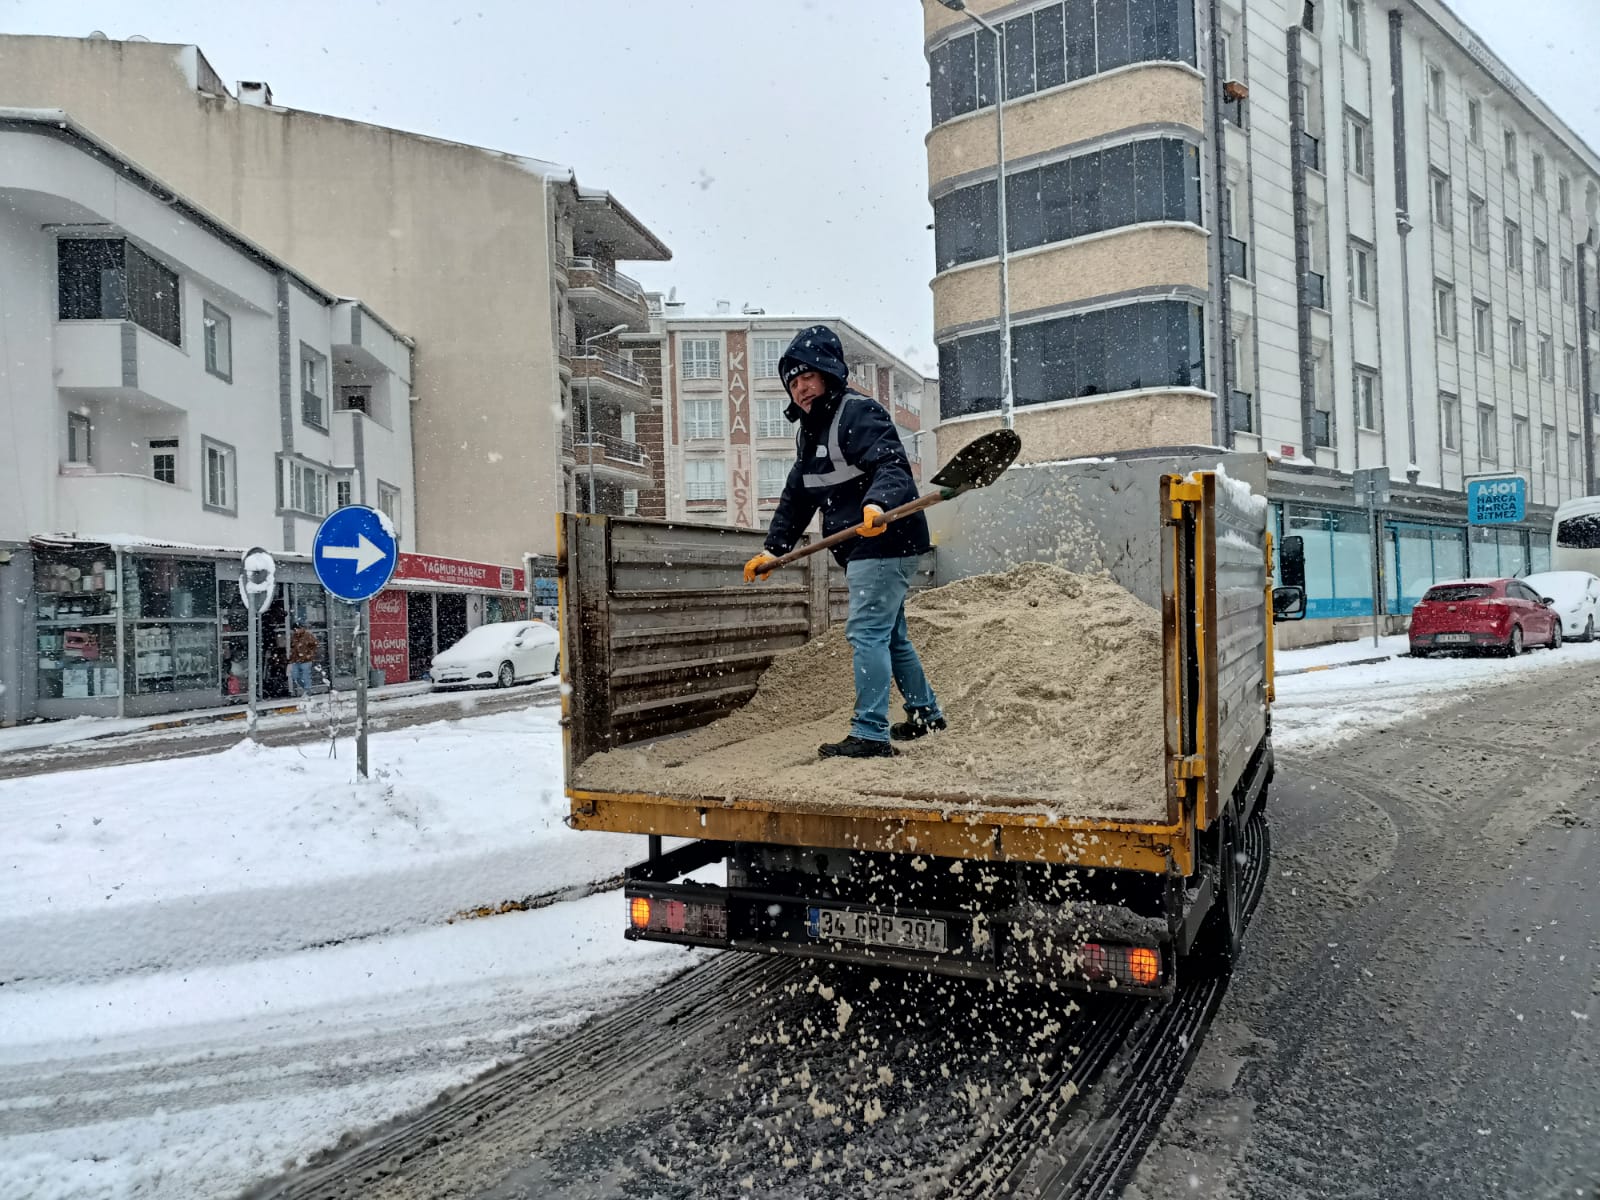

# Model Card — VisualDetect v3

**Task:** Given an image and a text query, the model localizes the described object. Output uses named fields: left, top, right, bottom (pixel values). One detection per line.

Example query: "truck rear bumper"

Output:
left=622, top=841, right=1175, bottom=998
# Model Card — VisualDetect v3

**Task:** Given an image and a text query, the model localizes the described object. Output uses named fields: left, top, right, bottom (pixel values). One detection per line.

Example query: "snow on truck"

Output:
left=558, top=451, right=1307, bottom=997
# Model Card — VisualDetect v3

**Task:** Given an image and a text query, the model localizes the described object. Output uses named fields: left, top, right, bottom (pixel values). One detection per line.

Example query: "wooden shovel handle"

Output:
left=763, top=489, right=952, bottom=573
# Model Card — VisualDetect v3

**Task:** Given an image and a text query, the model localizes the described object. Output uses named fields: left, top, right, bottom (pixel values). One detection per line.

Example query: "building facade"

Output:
left=0, top=34, right=670, bottom=566
left=643, top=306, right=929, bottom=529
left=922, top=0, right=1600, bottom=635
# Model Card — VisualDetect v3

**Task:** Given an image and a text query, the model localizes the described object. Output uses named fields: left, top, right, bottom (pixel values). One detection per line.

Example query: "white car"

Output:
left=430, top=621, right=559, bottom=690
left=1523, top=571, right=1600, bottom=642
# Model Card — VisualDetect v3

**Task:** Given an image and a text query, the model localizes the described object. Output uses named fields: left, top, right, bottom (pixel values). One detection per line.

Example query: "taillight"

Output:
left=628, top=894, right=728, bottom=940
left=629, top=897, right=652, bottom=928
left=1077, top=942, right=1164, bottom=988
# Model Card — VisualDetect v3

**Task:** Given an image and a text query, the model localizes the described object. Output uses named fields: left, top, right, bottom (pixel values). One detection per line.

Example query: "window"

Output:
left=1570, top=433, right=1584, bottom=481
left=1473, top=299, right=1492, bottom=356
left=622, top=489, right=639, bottom=516
left=1433, top=281, right=1455, bottom=339
left=1559, top=174, right=1572, bottom=214
left=202, top=303, right=231, bottom=382
left=1467, top=98, right=1482, bottom=144
left=1428, top=65, right=1445, bottom=115
left=57, top=237, right=181, bottom=346
left=1343, top=0, right=1363, bottom=51
left=1543, top=424, right=1558, bottom=472
left=1479, top=405, right=1498, bottom=460
left=680, top=337, right=721, bottom=380
left=621, top=411, right=637, bottom=443
left=336, top=479, right=353, bottom=509
left=1539, top=332, right=1555, bottom=381
left=1513, top=416, right=1531, bottom=469
left=1349, top=240, right=1374, bottom=303
left=1565, top=344, right=1580, bottom=390
left=1430, top=171, right=1451, bottom=227
left=753, top=337, right=784, bottom=379
left=936, top=136, right=1200, bottom=271
left=1534, top=239, right=1551, bottom=288
left=755, top=395, right=787, bottom=439
left=940, top=299, right=1204, bottom=420
left=67, top=412, right=92, bottom=464
left=1508, top=318, right=1526, bottom=369
left=684, top=397, right=723, bottom=440
left=377, top=481, right=402, bottom=537
left=1533, top=152, right=1546, bottom=195
left=756, top=457, right=788, bottom=501
left=1504, top=221, right=1522, bottom=272
left=684, top=458, right=726, bottom=501
left=1561, top=258, right=1577, bottom=304
left=149, top=438, right=178, bottom=485
left=1346, top=113, right=1371, bottom=180
left=337, top=385, right=371, bottom=415
left=1218, top=31, right=1233, bottom=82
left=1503, top=128, right=1518, bottom=175
left=1468, top=193, right=1488, bottom=249
left=280, top=459, right=330, bottom=516
left=203, top=439, right=235, bottom=513
left=1440, top=392, right=1459, bottom=451
left=1354, top=366, right=1378, bottom=430
left=300, top=345, right=327, bottom=429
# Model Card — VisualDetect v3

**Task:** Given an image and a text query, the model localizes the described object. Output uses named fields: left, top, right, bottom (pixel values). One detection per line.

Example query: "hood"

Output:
left=779, top=325, right=850, bottom=426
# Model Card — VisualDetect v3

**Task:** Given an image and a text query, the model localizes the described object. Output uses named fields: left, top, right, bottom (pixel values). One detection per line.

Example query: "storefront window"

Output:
left=1280, top=505, right=1374, bottom=619
left=1387, top=522, right=1468, bottom=614
left=123, top=557, right=219, bottom=696
left=483, top=595, right=531, bottom=624
left=35, top=549, right=121, bottom=701
left=330, top=599, right=359, bottom=683
left=1468, top=526, right=1530, bottom=579
left=288, top=583, right=332, bottom=691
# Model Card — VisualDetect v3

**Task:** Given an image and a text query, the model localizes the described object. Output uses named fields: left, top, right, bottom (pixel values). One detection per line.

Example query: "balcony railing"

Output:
left=568, top=257, right=646, bottom=303
left=1312, top=409, right=1333, bottom=448
left=566, top=343, right=648, bottom=387
left=574, top=431, right=650, bottom=467
left=1229, top=390, right=1254, bottom=433
left=1299, top=130, right=1322, bottom=172
left=1225, top=236, right=1250, bottom=280
left=1304, top=270, right=1327, bottom=310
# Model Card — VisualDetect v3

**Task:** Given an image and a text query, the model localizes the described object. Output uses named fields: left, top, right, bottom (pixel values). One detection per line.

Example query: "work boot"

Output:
left=890, top=708, right=947, bottom=742
left=818, top=736, right=898, bottom=759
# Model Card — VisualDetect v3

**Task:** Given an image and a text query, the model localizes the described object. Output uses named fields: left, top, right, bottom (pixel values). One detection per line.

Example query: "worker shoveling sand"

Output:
left=573, top=562, right=1170, bottom=822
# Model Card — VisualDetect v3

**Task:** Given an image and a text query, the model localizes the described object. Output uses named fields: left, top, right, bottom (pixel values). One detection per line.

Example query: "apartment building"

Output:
left=0, top=34, right=670, bottom=567
left=632, top=305, right=930, bottom=528
left=0, top=111, right=419, bottom=721
left=923, top=0, right=1600, bottom=634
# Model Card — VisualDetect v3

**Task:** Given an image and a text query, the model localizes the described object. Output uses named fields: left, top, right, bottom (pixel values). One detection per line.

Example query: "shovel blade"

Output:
left=929, top=428, right=1022, bottom=491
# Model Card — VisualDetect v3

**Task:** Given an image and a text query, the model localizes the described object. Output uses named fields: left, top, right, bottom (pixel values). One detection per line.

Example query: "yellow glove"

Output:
left=857, top=504, right=887, bottom=537
left=744, top=551, right=779, bottom=583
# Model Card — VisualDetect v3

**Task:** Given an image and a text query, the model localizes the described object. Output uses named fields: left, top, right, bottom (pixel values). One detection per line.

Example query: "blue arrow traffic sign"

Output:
left=312, top=505, right=398, bottom=602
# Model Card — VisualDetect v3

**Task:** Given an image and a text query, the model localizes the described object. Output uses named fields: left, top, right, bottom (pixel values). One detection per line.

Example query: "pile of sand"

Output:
left=573, top=563, right=1169, bottom=821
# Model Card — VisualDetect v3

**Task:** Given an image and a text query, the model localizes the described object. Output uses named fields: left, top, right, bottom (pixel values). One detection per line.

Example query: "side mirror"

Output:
left=1279, top=535, right=1306, bottom=591
left=1273, top=585, right=1307, bottom=621
left=1542, top=597, right=1555, bottom=606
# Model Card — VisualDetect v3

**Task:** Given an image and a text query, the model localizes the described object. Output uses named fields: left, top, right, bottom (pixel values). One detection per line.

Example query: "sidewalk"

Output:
left=1, top=680, right=450, bottom=755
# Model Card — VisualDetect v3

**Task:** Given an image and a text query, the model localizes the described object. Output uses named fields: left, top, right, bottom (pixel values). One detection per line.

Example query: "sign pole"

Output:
left=1368, top=483, right=1382, bottom=649
left=356, top=598, right=370, bottom=779
left=247, top=606, right=259, bottom=738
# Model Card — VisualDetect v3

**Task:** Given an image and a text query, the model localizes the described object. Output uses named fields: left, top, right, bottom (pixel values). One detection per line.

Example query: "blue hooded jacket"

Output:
left=763, top=325, right=931, bottom=566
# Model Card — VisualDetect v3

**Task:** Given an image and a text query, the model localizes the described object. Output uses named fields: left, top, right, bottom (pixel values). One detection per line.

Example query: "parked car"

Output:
left=1522, top=571, right=1600, bottom=642
left=430, top=621, right=558, bottom=689
left=1409, top=578, right=1563, bottom=657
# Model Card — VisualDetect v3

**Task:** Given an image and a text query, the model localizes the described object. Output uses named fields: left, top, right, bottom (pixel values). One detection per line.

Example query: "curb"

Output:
left=1276, top=654, right=1394, bottom=678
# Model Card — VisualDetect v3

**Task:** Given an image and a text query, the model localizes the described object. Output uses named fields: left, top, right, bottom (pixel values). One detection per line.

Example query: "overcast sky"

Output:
left=5, top=0, right=1598, bottom=374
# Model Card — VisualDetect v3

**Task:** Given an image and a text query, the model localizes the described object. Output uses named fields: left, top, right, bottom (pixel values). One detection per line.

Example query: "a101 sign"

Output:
left=1466, top=476, right=1526, bottom=526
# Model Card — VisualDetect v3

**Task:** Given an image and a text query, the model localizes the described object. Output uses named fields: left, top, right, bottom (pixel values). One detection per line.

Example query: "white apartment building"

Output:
left=0, top=110, right=416, bottom=721
left=643, top=305, right=930, bottom=529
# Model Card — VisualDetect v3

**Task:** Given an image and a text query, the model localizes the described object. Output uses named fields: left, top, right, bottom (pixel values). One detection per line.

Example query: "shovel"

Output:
left=757, top=428, right=1022, bottom=574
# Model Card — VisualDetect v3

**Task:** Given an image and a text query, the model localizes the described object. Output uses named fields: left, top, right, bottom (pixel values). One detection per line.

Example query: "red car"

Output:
left=1409, top=578, right=1563, bottom=657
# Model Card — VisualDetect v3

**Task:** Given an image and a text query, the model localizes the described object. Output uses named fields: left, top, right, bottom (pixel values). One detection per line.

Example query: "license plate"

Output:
left=1437, top=633, right=1471, bottom=644
left=807, top=906, right=948, bottom=953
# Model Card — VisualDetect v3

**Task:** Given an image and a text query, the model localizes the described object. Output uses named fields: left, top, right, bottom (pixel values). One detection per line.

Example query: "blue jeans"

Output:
left=290, top=662, right=314, bottom=695
left=844, top=555, right=943, bottom=743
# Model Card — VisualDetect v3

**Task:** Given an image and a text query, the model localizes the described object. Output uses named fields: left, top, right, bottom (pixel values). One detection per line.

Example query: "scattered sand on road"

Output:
left=574, top=563, right=1168, bottom=821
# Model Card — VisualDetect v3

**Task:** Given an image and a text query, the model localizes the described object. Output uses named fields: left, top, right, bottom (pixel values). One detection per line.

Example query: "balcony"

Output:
left=1304, top=271, right=1328, bottom=311
left=1299, top=130, right=1322, bottom=172
left=54, top=321, right=188, bottom=414
left=1225, top=236, right=1250, bottom=280
left=563, top=343, right=653, bottom=412
left=55, top=469, right=211, bottom=534
left=564, top=429, right=653, bottom=484
left=567, top=257, right=650, bottom=331
left=1229, top=390, right=1254, bottom=434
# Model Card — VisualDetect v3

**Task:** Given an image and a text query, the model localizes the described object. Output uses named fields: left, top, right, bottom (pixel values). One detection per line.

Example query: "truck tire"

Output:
left=1190, top=805, right=1244, bottom=974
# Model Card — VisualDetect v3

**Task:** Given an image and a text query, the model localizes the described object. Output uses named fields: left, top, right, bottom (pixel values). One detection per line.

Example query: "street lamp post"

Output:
left=939, top=0, right=1013, bottom=430
left=581, top=322, right=630, bottom=514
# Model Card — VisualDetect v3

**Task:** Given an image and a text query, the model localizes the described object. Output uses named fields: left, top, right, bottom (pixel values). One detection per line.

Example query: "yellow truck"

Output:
left=559, top=452, right=1306, bottom=996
